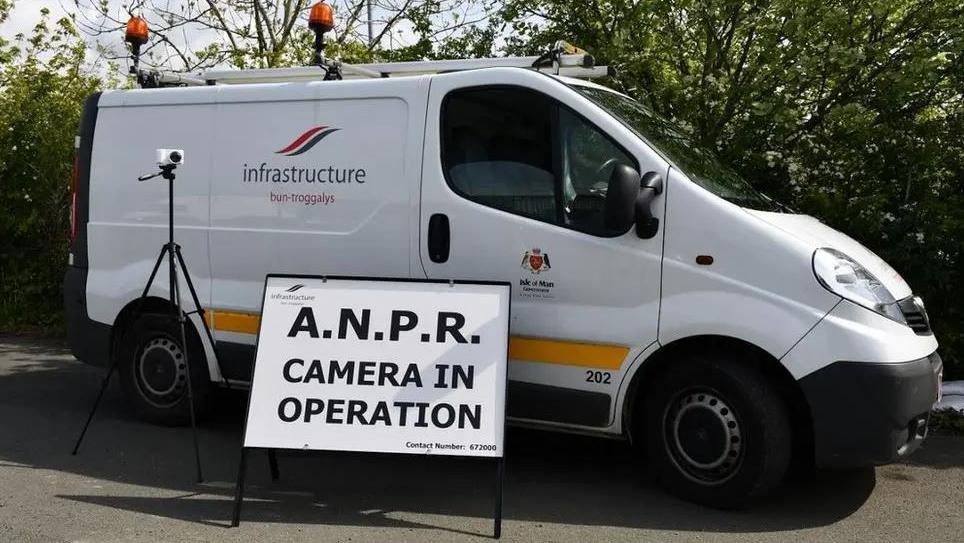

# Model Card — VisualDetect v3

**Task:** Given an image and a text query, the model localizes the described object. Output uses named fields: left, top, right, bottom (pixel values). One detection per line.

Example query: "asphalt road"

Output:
left=1, top=336, right=962, bottom=543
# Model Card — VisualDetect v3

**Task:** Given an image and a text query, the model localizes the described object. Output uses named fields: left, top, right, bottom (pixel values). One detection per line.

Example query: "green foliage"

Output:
left=500, top=0, right=964, bottom=378
left=0, top=5, right=105, bottom=331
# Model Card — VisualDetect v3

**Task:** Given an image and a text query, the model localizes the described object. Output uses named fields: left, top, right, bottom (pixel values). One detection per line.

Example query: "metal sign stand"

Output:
left=71, top=163, right=231, bottom=484
left=494, top=456, right=505, bottom=538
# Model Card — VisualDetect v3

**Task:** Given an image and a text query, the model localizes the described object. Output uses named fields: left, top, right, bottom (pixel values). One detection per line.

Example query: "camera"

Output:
left=156, top=148, right=185, bottom=167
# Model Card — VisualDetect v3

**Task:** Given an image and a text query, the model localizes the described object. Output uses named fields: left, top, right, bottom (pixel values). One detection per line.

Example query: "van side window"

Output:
left=441, top=86, right=637, bottom=236
left=559, top=108, right=636, bottom=235
left=441, top=87, right=557, bottom=223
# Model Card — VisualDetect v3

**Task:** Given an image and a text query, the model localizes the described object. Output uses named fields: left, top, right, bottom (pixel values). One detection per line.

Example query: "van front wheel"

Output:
left=117, top=313, right=210, bottom=426
left=642, top=354, right=791, bottom=508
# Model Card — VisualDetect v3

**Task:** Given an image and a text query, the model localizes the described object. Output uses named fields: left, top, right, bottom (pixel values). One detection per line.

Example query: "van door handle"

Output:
left=428, top=213, right=450, bottom=263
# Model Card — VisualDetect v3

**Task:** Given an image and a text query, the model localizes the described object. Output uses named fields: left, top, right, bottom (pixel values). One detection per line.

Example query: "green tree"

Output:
left=500, top=0, right=964, bottom=377
left=0, top=4, right=107, bottom=330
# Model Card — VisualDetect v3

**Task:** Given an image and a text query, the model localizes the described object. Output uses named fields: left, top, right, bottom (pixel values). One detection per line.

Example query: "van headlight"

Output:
left=812, top=248, right=904, bottom=322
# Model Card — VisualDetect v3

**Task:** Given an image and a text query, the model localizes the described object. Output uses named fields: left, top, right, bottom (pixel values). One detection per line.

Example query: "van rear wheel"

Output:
left=641, top=353, right=791, bottom=508
left=117, top=313, right=209, bottom=426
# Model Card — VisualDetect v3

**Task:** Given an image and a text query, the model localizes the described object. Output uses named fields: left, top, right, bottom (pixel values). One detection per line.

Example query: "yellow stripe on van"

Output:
left=508, top=337, right=628, bottom=369
left=206, top=310, right=628, bottom=369
left=208, top=310, right=261, bottom=335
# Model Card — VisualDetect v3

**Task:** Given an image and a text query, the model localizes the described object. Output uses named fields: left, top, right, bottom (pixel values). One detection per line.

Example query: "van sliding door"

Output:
left=206, top=81, right=429, bottom=380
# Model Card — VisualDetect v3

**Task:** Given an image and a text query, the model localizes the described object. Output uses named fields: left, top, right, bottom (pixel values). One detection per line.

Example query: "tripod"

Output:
left=72, top=163, right=228, bottom=483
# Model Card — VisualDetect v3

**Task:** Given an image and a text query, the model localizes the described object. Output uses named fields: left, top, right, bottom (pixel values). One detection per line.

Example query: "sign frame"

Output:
left=231, top=274, right=511, bottom=539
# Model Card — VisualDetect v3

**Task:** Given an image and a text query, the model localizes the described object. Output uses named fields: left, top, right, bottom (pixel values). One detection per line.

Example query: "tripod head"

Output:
left=138, top=163, right=178, bottom=182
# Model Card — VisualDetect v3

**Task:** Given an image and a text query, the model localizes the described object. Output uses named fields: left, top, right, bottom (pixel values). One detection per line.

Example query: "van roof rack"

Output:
left=142, top=41, right=610, bottom=87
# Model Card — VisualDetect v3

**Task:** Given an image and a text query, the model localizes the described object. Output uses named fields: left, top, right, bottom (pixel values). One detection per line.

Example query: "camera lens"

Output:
left=170, top=151, right=182, bottom=163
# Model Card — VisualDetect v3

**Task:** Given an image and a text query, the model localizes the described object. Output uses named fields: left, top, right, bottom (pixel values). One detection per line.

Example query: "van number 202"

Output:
left=585, top=371, right=611, bottom=384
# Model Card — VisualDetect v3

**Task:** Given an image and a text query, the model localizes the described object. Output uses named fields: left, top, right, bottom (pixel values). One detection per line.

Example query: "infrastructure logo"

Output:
left=241, top=123, right=365, bottom=185
left=271, top=284, right=315, bottom=304
left=275, top=126, right=340, bottom=156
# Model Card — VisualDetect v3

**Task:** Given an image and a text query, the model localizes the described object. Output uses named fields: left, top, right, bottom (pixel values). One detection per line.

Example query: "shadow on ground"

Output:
left=3, top=335, right=948, bottom=535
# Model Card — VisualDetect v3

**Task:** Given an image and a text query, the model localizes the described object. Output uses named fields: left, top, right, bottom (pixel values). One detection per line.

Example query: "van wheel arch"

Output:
left=623, top=335, right=813, bottom=470
left=109, top=297, right=207, bottom=370
left=110, top=297, right=179, bottom=360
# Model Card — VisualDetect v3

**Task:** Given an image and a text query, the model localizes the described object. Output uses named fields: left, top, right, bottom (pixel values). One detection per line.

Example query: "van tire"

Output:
left=641, top=353, right=791, bottom=509
left=117, top=312, right=210, bottom=426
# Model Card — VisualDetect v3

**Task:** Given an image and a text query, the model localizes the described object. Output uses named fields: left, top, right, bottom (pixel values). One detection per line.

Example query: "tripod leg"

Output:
left=172, top=259, right=204, bottom=483
left=71, top=359, right=118, bottom=455
left=141, top=247, right=166, bottom=298
left=174, top=246, right=231, bottom=391
left=134, top=247, right=168, bottom=315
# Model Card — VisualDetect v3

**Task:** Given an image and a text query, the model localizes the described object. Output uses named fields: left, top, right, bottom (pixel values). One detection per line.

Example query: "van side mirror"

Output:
left=635, top=171, right=663, bottom=239
left=603, top=164, right=641, bottom=232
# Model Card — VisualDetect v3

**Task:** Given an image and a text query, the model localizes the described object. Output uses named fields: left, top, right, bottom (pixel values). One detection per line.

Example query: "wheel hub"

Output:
left=665, top=390, right=743, bottom=483
left=137, top=337, right=187, bottom=403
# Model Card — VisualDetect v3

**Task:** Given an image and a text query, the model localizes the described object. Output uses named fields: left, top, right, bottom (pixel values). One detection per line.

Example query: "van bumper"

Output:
left=64, top=265, right=112, bottom=368
left=799, top=352, right=942, bottom=468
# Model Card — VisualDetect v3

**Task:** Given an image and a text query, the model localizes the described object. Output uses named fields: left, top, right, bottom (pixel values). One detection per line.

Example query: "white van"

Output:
left=64, top=59, right=942, bottom=507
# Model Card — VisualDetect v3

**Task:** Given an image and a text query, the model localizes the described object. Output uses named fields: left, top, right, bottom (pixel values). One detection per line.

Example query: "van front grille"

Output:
left=898, top=297, right=931, bottom=335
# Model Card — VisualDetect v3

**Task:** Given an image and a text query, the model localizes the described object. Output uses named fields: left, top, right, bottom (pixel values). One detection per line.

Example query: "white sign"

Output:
left=243, top=276, right=510, bottom=458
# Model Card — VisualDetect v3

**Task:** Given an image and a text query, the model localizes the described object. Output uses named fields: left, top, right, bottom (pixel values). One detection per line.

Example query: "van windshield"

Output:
left=571, top=85, right=779, bottom=211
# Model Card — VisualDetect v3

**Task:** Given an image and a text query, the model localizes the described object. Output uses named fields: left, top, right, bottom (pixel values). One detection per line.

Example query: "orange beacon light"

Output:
left=125, top=15, right=149, bottom=46
left=124, top=13, right=149, bottom=85
left=309, top=2, right=335, bottom=33
left=308, top=2, right=335, bottom=67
